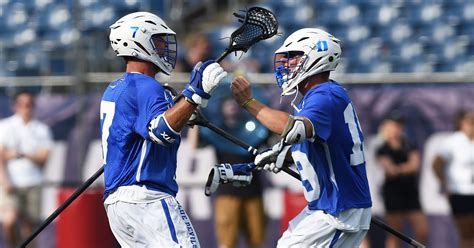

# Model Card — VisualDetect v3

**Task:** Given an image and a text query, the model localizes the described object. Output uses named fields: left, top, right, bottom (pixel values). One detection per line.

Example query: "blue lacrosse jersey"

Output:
left=100, top=73, right=180, bottom=199
left=292, top=80, right=372, bottom=215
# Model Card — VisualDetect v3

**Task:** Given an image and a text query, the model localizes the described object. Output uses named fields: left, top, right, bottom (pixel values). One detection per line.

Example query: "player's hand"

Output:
left=231, top=76, right=253, bottom=107
left=254, top=140, right=291, bottom=173
left=202, top=61, right=227, bottom=94
left=205, top=163, right=255, bottom=196
left=254, top=149, right=275, bottom=170
left=182, top=60, right=227, bottom=108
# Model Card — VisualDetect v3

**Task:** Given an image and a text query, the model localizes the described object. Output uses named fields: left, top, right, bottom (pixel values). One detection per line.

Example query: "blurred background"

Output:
left=0, top=0, right=473, bottom=247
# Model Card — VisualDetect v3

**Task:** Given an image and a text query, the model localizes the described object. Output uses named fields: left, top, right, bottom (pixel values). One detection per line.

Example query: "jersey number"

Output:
left=343, top=103, right=365, bottom=166
left=100, top=101, right=115, bottom=164
left=293, top=151, right=320, bottom=202
left=130, top=26, right=139, bottom=38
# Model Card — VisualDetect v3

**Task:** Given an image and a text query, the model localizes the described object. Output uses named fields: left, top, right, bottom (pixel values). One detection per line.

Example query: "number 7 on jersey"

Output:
left=100, top=101, right=116, bottom=164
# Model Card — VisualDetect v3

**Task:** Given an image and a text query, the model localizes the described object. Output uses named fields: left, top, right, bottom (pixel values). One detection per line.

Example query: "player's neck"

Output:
left=299, top=73, right=330, bottom=95
left=126, top=60, right=159, bottom=78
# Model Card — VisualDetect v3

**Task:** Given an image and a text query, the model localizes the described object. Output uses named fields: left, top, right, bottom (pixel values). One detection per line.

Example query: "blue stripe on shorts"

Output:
left=161, top=199, right=178, bottom=243
left=329, top=230, right=342, bottom=248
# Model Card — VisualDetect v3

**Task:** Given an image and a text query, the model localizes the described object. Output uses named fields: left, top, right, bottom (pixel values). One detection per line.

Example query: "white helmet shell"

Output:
left=109, top=12, right=177, bottom=75
left=274, top=28, right=341, bottom=95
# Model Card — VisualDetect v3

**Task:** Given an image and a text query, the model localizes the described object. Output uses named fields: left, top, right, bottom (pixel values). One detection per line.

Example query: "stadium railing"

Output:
left=1, top=72, right=474, bottom=87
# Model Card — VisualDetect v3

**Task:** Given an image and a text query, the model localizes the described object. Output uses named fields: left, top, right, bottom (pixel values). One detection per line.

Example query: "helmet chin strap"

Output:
left=280, top=79, right=304, bottom=112
left=290, top=84, right=301, bottom=112
left=289, top=78, right=314, bottom=112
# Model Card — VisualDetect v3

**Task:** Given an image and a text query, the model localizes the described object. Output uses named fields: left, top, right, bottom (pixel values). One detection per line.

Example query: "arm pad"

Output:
left=148, top=114, right=180, bottom=146
left=281, top=115, right=311, bottom=144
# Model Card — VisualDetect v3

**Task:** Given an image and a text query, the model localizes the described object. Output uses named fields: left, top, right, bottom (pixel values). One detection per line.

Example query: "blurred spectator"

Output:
left=0, top=91, right=53, bottom=248
left=220, top=56, right=262, bottom=75
left=176, top=32, right=213, bottom=72
left=200, top=93, right=269, bottom=248
left=433, top=110, right=474, bottom=248
left=376, top=113, right=428, bottom=248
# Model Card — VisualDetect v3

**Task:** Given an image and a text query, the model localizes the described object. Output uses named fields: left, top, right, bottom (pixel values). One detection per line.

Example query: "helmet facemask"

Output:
left=274, top=51, right=307, bottom=96
left=150, top=33, right=178, bottom=72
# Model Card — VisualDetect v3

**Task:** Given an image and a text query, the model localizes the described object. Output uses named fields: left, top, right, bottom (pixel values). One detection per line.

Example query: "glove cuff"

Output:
left=205, top=167, right=220, bottom=196
left=182, top=86, right=211, bottom=106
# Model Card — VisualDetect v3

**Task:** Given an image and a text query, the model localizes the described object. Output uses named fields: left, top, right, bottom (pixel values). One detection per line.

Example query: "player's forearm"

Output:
left=243, top=99, right=289, bottom=134
left=231, top=76, right=288, bottom=134
left=164, top=98, right=197, bottom=132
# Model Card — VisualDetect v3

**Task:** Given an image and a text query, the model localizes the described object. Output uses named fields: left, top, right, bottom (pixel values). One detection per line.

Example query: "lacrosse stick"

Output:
left=187, top=108, right=301, bottom=180
left=20, top=166, right=104, bottom=247
left=216, top=6, right=278, bottom=63
left=188, top=110, right=425, bottom=248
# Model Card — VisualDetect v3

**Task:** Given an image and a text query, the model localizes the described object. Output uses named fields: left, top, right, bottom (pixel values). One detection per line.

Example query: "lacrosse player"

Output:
left=230, top=28, right=372, bottom=247
left=101, top=12, right=226, bottom=247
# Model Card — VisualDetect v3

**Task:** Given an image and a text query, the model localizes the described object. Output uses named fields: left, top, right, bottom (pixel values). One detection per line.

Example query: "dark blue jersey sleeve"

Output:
left=134, top=80, right=171, bottom=139
left=295, top=91, right=333, bottom=141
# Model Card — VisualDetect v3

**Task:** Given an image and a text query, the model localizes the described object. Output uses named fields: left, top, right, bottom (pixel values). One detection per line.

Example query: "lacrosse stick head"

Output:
left=217, top=7, right=278, bottom=62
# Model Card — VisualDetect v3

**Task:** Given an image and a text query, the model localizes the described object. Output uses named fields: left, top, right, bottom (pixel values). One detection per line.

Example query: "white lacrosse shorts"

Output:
left=105, top=196, right=200, bottom=247
left=277, top=207, right=371, bottom=248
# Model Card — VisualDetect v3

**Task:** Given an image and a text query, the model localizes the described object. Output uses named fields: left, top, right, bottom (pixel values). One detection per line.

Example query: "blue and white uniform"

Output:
left=278, top=80, right=372, bottom=247
left=100, top=73, right=199, bottom=247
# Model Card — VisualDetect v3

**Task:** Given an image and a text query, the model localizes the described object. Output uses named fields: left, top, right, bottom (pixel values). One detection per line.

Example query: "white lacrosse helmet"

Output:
left=109, top=12, right=177, bottom=75
left=274, top=28, right=341, bottom=95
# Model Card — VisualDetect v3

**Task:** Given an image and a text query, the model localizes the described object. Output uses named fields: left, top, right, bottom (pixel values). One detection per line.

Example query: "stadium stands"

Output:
left=0, top=0, right=473, bottom=76
left=212, top=0, right=474, bottom=74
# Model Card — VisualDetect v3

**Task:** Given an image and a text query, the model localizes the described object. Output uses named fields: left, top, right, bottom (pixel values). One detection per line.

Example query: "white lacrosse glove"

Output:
left=182, top=60, right=227, bottom=108
left=202, top=62, right=227, bottom=94
left=205, top=163, right=255, bottom=196
left=254, top=140, right=291, bottom=173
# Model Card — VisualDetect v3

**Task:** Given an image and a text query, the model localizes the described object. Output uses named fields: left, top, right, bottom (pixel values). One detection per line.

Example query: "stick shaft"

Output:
left=20, top=166, right=105, bottom=247
left=204, top=121, right=302, bottom=180
left=371, top=218, right=426, bottom=248
left=204, top=121, right=258, bottom=155
left=216, top=49, right=231, bottom=63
